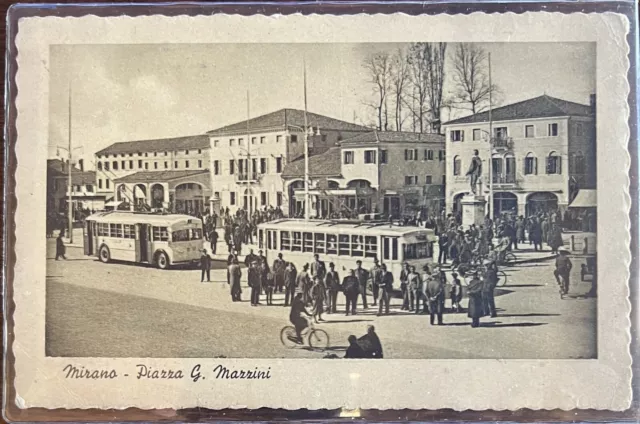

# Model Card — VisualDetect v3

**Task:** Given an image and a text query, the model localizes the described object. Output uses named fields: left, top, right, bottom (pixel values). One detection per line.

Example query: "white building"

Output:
left=206, top=108, right=371, bottom=216
left=443, top=95, right=596, bottom=217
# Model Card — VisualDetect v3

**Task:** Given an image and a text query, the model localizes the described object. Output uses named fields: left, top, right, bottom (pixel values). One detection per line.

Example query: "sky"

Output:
left=48, top=42, right=595, bottom=169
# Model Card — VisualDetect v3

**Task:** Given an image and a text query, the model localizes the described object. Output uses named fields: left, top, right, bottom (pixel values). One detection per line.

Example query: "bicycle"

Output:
left=499, top=251, right=517, bottom=266
left=459, top=264, right=508, bottom=287
left=280, top=320, right=329, bottom=351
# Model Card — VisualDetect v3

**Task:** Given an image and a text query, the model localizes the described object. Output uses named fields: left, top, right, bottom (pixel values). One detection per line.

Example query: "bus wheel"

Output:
left=155, top=252, right=169, bottom=270
left=99, top=245, right=111, bottom=263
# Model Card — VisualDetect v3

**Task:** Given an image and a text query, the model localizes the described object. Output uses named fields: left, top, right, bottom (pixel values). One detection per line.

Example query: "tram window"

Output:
left=392, top=238, right=398, bottom=260
left=315, top=233, right=326, bottom=254
left=303, top=233, right=314, bottom=253
left=172, top=230, right=189, bottom=242
left=338, top=234, right=350, bottom=256
left=364, top=236, right=377, bottom=258
left=153, top=226, right=169, bottom=241
left=404, top=242, right=431, bottom=260
left=382, top=237, right=390, bottom=260
left=190, top=228, right=203, bottom=240
left=292, top=232, right=302, bottom=252
left=327, top=234, right=337, bottom=254
left=351, top=235, right=364, bottom=257
left=267, top=231, right=272, bottom=250
left=271, top=231, right=277, bottom=250
left=123, top=224, right=135, bottom=239
left=280, top=231, right=291, bottom=250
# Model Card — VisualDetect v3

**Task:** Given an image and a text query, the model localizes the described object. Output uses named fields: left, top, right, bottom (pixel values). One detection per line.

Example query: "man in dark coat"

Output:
left=228, top=258, right=242, bottom=301
left=283, top=262, right=297, bottom=307
left=310, top=254, right=326, bottom=283
left=248, top=262, right=262, bottom=306
left=425, top=269, right=445, bottom=325
left=377, top=264, right=394, bottom=316
left=482, top=260, right=498, bottom=317
left=55, top=231, right=67, bottom=260
left=244, top=249, right=257, bottom=268
left=554, top=247, right=573, bottom=298
left=467, top=271, right=484, bottom=328
left=529, top=217, right=543, bottom=251
left=209, top=228, right=218, bottom=254
left=200, top=249, right=212, bottom=282
left=325, top=262, right=341, bottom=314
left=437, top=233, right=449, bottom=264
left=358, top=325, right=384, bottom=358
left=342, top=270, right=360, bottom=316
left=272, top=253, right=286, bottom=293
left=354, top=260, right=370, bottom=309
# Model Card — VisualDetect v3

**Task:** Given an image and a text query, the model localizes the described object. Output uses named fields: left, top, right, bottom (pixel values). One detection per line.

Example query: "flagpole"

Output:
left=303, top=59, right=310, bottom=221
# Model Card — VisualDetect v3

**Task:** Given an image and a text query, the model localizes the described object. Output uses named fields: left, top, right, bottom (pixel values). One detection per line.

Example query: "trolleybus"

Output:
left=83, top=211, right=204, bottom=269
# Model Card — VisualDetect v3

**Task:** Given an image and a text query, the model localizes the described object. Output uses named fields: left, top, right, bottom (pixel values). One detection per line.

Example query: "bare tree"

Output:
left=406, top=42, right=447, bottom=133
left=450, top=43, right=500, bottom=114
left=362, top=52, right=392, bottom=131
left=390, top=48, right=410, bottom=131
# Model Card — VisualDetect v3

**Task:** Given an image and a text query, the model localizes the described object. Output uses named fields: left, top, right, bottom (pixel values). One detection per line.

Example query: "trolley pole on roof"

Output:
left=303, top=59, right=310, bottom=221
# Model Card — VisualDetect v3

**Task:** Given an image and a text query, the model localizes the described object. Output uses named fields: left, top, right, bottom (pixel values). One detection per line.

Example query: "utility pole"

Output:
left=303, top=59, right=310, bottom=221
left=67, top=84, right=74, bottom=243
left=246, top=90, right=252, bottom=215
left=488, top=53, right=494, bottom=219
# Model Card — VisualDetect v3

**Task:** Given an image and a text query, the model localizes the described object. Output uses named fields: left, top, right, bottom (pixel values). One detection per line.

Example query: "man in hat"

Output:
left=310, top=253, right=326, bottom=283
left=554, top=247, right=573, bottom=298
left=482, top=259, right=498, bottom=317
left=200, top=249, right=212, bottom=282
left=272, top=252, right=286, bottom=293
left=354, top=260, right=370, bottom=309
left=228, top=257, right=242, bottom=301
left=369, top=259, right=383, bottom=306
left=377, top=264, right=394, bottom=316
left=426, top=265, right=445, bottom=325
left=342, top=269, right=360, bottom=316
left=244, top=249, right=257, bottom=268
left=325, top=262, right=341, bottom=314
left=283, top=261, right=297, bottom=307
left=466, top=270, right=484, bottom=328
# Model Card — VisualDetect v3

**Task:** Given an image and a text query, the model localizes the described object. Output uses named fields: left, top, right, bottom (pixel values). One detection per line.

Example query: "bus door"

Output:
left=381, top=236, right=399, bottom=262
left=83, top=221, right=93, bottom=256
left=136, top=224, right=151, bottom=263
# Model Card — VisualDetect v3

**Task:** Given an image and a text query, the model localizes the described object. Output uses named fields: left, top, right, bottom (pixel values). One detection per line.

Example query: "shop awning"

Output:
left=569, top=189, right=597, bottom=208
left=105, top=200, right=123, bottom=207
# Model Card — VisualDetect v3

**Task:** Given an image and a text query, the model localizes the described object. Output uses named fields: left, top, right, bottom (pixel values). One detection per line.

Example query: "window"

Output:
left=404, top=149, right=418, bottom=160
left=343, top=151, right=354, bottom=164
left=98, top=179, right=103, bottom=189
left=276, top=191, right=283, bottom=206
left=575, top=122, right=585, bottom=136
left=214, top=191, right=220, bottom=199
left=525, top=125, right=535, bottom=138
left=154, top=162, right=158, bottom=169
left=548, top=123, right=559, bottom=136
left=276, top=157, right=283, bottom=173
left=154, top=152, right=158, bottom=156
left=111, top=223, right=123, bottom=238
left=473, top=129, right=481, bottom=141
left=327, top=234, right=337, bottom=254
left=238, top=138, right=244, bottom=146
left=380, top=149, right=388, bottom=164
left=85, top=184, right=93, bottom=192
left=152, top=226, right=169, bottom=241
left=97, top=162, right=102, bottom=170
left=144, top=153, right=148, bottom=157
left=280, top=231, right=291, bottom=250
left=144, top=163, right=149, bottom=170
left=351, top=235, right=364, bottom=257
left=122, top=224, right=135, bottom=239
left=338, top=234, right=350, bottom=256
left=230, top=192, right=236, bottom=205
left=104, top=162, right=110, bottom=171
left=164, top=161, right=168, bottom=169
left=573, top=152, right=586, bottom=175
left=121, top=160, right=125, bottom=169
left=438, top=150, right=445, bottom=161
left=172, top=229, right=202, bottom=242
left=425, top=175, right=432, bottom=184
left=494, top=127, right=508, bottom=139
left=105, top=180, right=110, bottom=189
left=404, top=242, right=431, bottom=260
left=212, top=160, right=219, bottom=175
left=276, top=135, right=282, bottom=143
left=546, top=152, right=562, bottom=174
left=303, top=232, right=314, bottom=253
left=424, top=149, right=434, bottom=160
left=442, top=175, right=446, bottom=184
left=315, top=233, right=326, bottom=254
left=260, top=136, right=266, bottom=144
left=260, top=158, right=267, bottom=174
left=524, top=154, right=538, bottom=175
left=404, top=175, right=418, bottom=186
left=364, top=236, right=377, bottom=258
left=213, top=140, right=219, bottom=147
left=138, top=160, right=142, bottom=168
left=229, top=138, right=235, bottom=146
left=112, top=161, right=118, bottom=170
left=198, top=160, right=202, bottom=168
left=260, top=192, right=267, bottom=206
left=229, top=160, right=235, bottom=175
left=364, top=150, right=377, bottom=164
left=453, top=156, right=461, bottom=176
left=185, top=160, right=190, bottom=168
left=290, top=135, right=298, bottom=143
left=292, top=232, right=302, bottom=252
left=164, top=151, right=168, bottom=156
left=174, top=161, right=178, bottom=169
left=321, top=134, right=327, bottom=142
left=450, top=130, right=464, bottom=142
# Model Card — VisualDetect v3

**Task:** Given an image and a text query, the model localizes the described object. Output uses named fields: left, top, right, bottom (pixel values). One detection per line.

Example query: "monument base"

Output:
left=461, top=194, right=487, bottom=228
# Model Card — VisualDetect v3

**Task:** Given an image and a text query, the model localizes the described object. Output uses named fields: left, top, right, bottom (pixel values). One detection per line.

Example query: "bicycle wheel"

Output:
left=308, top=328, right=329, bottom=351
left=496, top=270, right=508, bottom=286
left=280, top=326, right=298, bottom=349
left=504, top=252, right=516, bottom=266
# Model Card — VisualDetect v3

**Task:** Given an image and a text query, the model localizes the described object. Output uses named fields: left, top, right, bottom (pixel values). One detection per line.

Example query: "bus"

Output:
left=83, top=211, right=204, bottom=269
left=257, top=219, right=435, bottom=276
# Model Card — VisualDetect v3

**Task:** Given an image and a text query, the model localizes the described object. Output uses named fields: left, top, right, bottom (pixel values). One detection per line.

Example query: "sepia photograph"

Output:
left=45, top=41, right=598, bottom=360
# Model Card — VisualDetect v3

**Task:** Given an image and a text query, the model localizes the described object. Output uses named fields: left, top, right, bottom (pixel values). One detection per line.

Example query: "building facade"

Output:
left=443, top=95, right=596, bottom=217
left=206, top=108, right=371, bottom=216
left=282, top=131, right=446, bottom=219
left=94, top=135, right=212, bottom=214
left=47, top=159, right=105, bottom=215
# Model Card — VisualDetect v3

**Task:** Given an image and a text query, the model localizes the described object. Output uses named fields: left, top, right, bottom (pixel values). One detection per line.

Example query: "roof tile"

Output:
left=96, top=135, right=209, bottom=156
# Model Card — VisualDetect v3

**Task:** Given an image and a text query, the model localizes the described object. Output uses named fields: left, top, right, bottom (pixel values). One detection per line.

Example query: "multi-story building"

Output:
left=442, top=94, right=596, bottom=217
left=206, top=108, right=371, bottom=215
left=47, top=158, right=105, bottom=214
left=94, top=135, right=211, bottom=214
left=281, top=131, right=446, bottom=218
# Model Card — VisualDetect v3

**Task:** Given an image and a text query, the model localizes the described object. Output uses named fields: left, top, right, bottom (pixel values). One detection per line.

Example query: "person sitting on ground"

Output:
left=344, top=335, right=366, bottom=359
left=357, top=325, right=384, bottom=359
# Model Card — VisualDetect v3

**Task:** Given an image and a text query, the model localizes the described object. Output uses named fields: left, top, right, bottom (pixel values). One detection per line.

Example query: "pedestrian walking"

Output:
left=325, top=262, right=341, bottom=314
left=55, top=230, right=67, bottom=260
left=209, top=228, right=218, bottom=254
left=228, top=258, right=242, bottom=301
left=283, top=262, right=297, bottom=307
left=354, top=260, right=370, bottom=309
left=466, top=271, right=484, bottom=328
left=200, top=249, right=212, bottom=282
left=377, top=264, right=393, bottom=316
left=554, top=247, right=573, bottom=298
left=482, top=260, right=498, bottom=317
left=342, top=270, right=360, bottom=316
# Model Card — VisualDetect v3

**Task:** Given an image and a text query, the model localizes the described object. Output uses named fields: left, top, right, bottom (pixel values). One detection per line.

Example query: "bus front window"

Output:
left=404, top=242, right=431, bottom=260
left=172, top=228, right=203, bottom=242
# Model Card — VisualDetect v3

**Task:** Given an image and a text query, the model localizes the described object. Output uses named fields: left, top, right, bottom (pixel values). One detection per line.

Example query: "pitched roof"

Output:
left=113, top=170, right=209, bottom=183
left=96, top=135, right=209, bottom=156
left=340, top=131, right=444, bottom=144
left=281, top=147, right=342, bottom=179
left=443, top=95, right=593, bottom=126
left=48, top=159, right=95, bottom=184
left=207, top=109, right=371, bottom=135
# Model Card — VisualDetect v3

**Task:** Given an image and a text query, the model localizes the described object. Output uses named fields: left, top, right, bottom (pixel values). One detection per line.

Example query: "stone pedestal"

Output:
left=461, top=194, right=487, bottom=228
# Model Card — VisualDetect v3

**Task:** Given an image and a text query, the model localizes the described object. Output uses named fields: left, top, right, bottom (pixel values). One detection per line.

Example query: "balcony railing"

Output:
left=235, top=172, right=260, bottom=183
left=492, top=172, right=519, bottom=186
left=491, top=136, right=513, bottom=151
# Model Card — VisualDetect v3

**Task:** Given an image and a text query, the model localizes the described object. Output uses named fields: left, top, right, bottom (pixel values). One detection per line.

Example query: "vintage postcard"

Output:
left=6, top=11, right=632, bottom=412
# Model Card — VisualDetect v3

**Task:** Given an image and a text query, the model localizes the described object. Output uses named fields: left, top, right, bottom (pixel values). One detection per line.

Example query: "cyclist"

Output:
left=289, top=292, right=311, bottom=344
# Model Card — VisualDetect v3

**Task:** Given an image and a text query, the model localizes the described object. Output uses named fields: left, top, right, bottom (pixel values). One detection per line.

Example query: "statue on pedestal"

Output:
left=466, top=149, right=483, bottom=195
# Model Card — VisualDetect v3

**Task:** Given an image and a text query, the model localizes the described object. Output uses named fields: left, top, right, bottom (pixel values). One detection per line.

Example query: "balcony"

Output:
left=491, top=136, right=513, bottom=152
left=235, top=172, right=260, bottom=183
left=492, top=172, right=519, bottom=188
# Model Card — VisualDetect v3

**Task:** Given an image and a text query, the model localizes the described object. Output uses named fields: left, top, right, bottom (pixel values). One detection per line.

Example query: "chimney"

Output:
left=589, top=94, right=596, bottom=114
left=78, top=158, right=84, bottom=171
